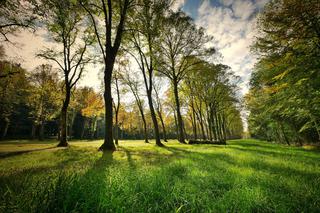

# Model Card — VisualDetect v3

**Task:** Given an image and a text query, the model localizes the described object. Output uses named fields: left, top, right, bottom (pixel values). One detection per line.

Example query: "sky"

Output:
left=4, top=0, right=268, bottom=96
left=172, top=0, right=269, bottom=95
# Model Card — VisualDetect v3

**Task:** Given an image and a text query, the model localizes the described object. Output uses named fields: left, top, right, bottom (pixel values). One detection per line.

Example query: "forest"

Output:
left=0, top=0, right=319, bottom=212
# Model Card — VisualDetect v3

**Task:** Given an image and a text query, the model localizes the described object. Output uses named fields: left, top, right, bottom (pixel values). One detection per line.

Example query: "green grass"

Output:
left=0, top=139, right=319, bottom=212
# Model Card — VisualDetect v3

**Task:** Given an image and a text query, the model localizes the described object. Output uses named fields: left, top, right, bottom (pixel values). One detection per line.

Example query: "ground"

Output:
left=0, top=139, right=319, bottom=212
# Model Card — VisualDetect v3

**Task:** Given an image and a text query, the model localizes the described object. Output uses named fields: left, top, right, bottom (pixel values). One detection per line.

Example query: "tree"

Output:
left=157, top=11, right=212, bottom=143
left=81, top=88, right=104, bottom=139
left=248, top=0, right=320, bottom=144
left=0, top=0, right=38, bottom=43
left=119, top=65, right=149, bottom=143
left=125, top=0, right=172, bottom=146
left=38, top=0, right=92, bottom=146
left=81, top=0, right=134, bottom=151
left=153, top=77, right=168, bottom=142
left=0, top=61, right=29, bottom=139
left=28, top=64, right=61, bottom=140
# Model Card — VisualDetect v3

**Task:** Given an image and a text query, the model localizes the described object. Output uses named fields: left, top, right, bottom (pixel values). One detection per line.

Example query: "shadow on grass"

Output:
left=0, top=146, right=58, bottom=159
left=1, top=141, right=320, bottom=212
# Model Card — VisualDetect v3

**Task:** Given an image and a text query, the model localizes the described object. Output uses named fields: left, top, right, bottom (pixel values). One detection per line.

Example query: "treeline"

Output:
left=0, top=0, right=243, bottom=149
left=247, top=0, right=320, bottom=145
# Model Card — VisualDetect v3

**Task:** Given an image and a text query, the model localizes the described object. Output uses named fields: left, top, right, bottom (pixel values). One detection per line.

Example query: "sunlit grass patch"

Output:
left=0, top=139, right=319, bottom=212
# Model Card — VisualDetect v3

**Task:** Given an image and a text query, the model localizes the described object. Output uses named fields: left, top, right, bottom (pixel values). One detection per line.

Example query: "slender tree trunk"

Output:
left=214, top=109, right=222, bottom=141
left=114, top=115, right=119, bottom=145
left=173, top=110, right=178, bottom=139
left=39, top=121, right=44, bottom=141
left=1, top=117, right=9, bottom=139
left=147, top=90, right=163, bottom=146
left=58, top=87, right=70, bottom=147
left=31, top=122, right=36, bottom=139
left=141, top=112, right=149, bottom=143
left=100, top=63, right=116, bottom=151
left=158, top=110, right=168, bottom=142
left=191, top=99, right=197, bottom=140
left=210, top=106, right=217, bottom=141
left=173, top=80, right=185, bottom=143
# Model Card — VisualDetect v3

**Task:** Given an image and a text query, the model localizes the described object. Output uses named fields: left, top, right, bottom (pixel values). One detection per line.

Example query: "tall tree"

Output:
left=81, top=0, right=133, bottom=151
left=125, top=0, right=171, bottom=146
left=38, top=0, right=92, bottom=146
left=157, top=11, right=212, bottom=143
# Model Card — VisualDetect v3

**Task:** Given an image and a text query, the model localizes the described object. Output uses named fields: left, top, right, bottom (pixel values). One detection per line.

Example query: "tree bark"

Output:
left=147, top=90, right=163, bottom=146
left=173, top=80, right=185, bottom=143
left=100, top=63, right=116, bottom=151
left=58, top=87, right=70, bottom=147
left=158, top=110, right=168, bottom=142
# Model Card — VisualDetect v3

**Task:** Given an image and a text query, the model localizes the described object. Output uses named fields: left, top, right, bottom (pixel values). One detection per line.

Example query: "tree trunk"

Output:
left=191, top=99, right=197, bottom=140
left=114, top=119, right=119, bottom=145
left=173, top=80, right=185, bottom=143
left=31, top=123, right=36, bottom=139
left=58, top=88, right=70, bottom=147
left=147, top=90, right=163, bottom=146
left=158, top=110, right=168, bottom=142
left=39, top=121, right=44, bottom=141
left=141, top=112, right=149, bottom=143
left=1, top=117, right=9, bottom=139
left=100, top=64, right=116, bottom=151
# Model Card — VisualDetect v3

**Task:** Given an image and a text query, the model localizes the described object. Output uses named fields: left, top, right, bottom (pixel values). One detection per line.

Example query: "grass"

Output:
left=0, top=139, right=319, bottom=212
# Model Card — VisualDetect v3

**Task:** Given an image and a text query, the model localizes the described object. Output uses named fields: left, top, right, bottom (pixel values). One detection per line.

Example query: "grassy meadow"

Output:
left=0, top=139, right=319, bottom=212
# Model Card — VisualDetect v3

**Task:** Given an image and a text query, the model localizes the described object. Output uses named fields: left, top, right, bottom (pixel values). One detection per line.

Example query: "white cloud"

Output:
left=232, top=0, right=256, bottom=20
left=196, top=0, right=268, bottom=97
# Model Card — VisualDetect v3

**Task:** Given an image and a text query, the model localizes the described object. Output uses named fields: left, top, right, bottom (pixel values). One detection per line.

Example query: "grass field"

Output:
left=0, top=139, right=319, bottom=212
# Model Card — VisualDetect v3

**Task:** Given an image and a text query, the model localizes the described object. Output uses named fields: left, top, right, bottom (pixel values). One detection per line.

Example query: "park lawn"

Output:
left=0, top=139, right=319, bottom=212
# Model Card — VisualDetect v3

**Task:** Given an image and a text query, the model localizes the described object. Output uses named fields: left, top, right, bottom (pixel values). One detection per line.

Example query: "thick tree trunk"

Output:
left=58, top=88, right=70, bottom=147
left=173, top=80, right=185, bottom=143
left=100, top=64, right=116, bottom=151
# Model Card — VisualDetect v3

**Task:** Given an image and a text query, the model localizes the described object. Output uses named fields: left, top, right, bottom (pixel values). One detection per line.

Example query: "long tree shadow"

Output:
left=0, top=146, right=58, bottom=159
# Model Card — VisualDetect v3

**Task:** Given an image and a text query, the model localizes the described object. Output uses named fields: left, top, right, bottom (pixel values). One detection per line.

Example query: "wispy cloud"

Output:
left=196, top=0, right=269, bottom=95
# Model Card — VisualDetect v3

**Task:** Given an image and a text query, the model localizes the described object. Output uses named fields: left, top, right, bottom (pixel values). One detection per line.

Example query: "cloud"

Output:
left=196, top=0, right=268, bottom=96
left=171, top=0, right=185, bottom=11
left=232, top=0, right=255, bottom=20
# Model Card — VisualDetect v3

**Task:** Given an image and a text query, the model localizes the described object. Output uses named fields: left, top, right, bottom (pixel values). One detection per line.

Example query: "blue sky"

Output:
left=172, top=0, right=269, bottom=95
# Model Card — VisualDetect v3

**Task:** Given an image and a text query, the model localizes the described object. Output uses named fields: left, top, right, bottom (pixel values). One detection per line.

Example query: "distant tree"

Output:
left=38, top=0, right=93, bottom=146
left=157, top=11, right=213, bottom=143
left=81, top=88, right=104, bottom=139
left=120, top=66, right=149, bottom=143
left=0, top=61, right=29, bottom=139
left=28, top=64, right=61, bottom=140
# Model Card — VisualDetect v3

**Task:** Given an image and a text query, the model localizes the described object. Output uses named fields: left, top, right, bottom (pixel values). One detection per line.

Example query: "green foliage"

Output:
left=0, top=139, right=319, bottom=212
left=248, top=0, right=320, bottom=144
